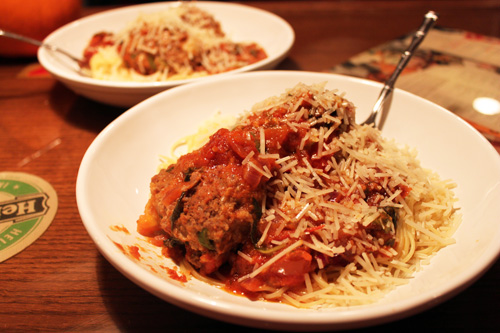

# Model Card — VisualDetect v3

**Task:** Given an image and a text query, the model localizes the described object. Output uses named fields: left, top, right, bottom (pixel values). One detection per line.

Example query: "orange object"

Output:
left=0, top=0, right=81, bottom=57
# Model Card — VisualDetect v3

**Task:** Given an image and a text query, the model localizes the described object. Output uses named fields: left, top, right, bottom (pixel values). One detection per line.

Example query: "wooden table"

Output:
left=1, top=1, right=499, bottom=331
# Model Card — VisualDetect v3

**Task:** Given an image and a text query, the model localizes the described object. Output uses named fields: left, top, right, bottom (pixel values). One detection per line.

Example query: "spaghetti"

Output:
left=137, top=82, right=461, bottom=308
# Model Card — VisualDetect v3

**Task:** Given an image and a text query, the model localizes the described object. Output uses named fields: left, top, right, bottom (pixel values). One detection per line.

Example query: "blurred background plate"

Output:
left=38, top=1, right=294, bottom=107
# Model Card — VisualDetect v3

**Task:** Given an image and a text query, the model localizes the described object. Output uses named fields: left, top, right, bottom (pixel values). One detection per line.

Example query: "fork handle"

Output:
left=364, top=11, right=438, bottom=127
left=0, top=29, right=44, bottom=47
left=384, top=10, right=438, bottom=89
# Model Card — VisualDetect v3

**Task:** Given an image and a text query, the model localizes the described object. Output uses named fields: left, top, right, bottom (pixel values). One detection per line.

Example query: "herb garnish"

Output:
left=197, top=228, right=215, bottom=250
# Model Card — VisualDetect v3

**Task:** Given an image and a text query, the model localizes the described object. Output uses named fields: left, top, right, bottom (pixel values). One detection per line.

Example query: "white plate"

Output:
left=76, top=71, right=500, bottom=331
left=38, top=1, right=294, bottom=107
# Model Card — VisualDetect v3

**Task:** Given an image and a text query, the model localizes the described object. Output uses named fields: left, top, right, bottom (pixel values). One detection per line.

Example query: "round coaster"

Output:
left=0, top=172, right=58, bottom=262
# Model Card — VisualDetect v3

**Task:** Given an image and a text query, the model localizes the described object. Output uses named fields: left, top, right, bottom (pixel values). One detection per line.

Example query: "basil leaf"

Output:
left=383, top=206, right=398, bottom=229
left=170, top=191, right=186, bottom=230
left=146, top=54, right=157, bottom=72
left=373, top=207, right=398, bottom=234
left=250, top=198, right=283, bottom=254
left=164, top=237, right=182, bottom=248
left=250, top=198, right=262, bottom=246
left=183, top=167, right=198, bottom=181
left=197, top=228, right=215, bottom=250
left=255, top=243, right=286, bottom=255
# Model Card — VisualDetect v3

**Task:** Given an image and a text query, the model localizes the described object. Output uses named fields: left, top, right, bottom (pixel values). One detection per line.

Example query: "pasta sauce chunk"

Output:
left=137, top=83, right=461, bottom=307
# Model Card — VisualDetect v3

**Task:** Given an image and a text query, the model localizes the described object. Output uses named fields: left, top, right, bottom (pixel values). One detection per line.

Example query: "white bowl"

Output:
left=76, top=71, right=500, bottom=331
left=38, top=1, right=294, bottom=108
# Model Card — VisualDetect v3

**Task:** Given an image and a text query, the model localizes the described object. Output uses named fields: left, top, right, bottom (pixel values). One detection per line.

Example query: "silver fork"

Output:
left=361, top=11, right=438, bottom=128
left=0, top=28, right=83, bottom=64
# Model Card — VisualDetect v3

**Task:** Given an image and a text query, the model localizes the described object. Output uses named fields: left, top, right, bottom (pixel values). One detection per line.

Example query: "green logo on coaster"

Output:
left=0, top=172, right=58, bottom=262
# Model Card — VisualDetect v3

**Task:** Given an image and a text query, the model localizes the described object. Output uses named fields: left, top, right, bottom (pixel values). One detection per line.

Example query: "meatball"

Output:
left=146, top=128, right=268, bottom=275
left=153, top=163, right=263, bottom=275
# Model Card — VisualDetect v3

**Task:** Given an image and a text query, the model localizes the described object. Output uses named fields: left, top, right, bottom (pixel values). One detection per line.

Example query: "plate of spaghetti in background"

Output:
left=38, top=1, right=294, bottom=107
left=76, top=71, right=500, bottom=331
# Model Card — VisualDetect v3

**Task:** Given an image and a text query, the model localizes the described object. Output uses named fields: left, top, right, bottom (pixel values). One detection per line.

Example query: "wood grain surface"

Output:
left=1, top=1, right=499, bottom=332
